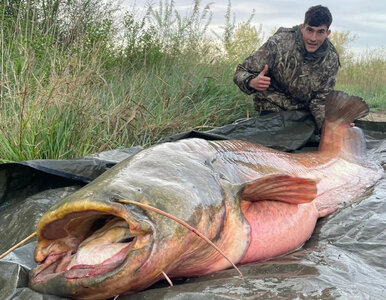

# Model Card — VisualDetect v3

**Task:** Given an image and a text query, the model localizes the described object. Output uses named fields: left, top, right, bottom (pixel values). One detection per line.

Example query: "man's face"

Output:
left=300, top=24, right=331, bottom=53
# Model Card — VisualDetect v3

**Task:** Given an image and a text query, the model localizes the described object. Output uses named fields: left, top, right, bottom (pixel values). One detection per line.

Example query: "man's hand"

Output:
left=249, top=64, right=271, bottom=92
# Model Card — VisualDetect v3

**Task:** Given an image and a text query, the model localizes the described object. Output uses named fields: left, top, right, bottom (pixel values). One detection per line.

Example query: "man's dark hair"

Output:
left=304, top=5, right=332, bottom=28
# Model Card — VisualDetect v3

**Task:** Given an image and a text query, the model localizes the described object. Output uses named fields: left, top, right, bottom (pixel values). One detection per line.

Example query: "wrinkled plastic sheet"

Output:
left=0, top=113, right=385, bottom=300
left=162, top=110, right=318, bottom=151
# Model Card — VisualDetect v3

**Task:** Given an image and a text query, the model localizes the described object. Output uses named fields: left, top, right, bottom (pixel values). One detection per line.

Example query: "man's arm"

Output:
left=233, top=39, right=277, bottom=95
left=309, top=55, right=340, bottom=130
left=309, top=93, right=331, bottom=131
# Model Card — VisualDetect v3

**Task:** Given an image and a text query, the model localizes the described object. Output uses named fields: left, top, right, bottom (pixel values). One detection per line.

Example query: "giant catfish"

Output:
left=29, top=91, right=382, bottom=299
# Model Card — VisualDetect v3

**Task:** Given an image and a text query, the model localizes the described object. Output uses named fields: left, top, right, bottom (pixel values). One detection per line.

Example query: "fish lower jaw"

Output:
left=29, top=240, right=154, bottom=299
left=31, top=238, right=139, bottom=283
left=31, top=210, right=154, bottom=290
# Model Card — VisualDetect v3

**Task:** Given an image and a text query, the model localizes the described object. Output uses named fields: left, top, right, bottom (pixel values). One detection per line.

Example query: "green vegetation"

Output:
left=335, top=49, right=386, bottom=110
left=0, top=0, right=385, bottom=162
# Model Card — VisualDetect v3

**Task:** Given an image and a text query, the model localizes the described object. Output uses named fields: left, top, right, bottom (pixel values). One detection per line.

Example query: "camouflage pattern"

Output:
left=233, top=25, right=340, bottom=130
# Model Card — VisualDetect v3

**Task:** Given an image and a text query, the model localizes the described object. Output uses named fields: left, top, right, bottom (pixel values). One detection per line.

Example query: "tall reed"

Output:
left=0, top=0, right=384, bottom=162
left=336, top=48, right=386, bottom=110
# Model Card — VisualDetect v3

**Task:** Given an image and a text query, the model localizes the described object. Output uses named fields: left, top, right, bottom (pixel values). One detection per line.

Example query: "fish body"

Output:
left=29, top=92, right=382, bottom=299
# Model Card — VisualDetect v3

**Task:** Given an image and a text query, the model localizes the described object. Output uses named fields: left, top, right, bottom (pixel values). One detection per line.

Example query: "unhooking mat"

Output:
left=0, top=112, right=385, bottom=300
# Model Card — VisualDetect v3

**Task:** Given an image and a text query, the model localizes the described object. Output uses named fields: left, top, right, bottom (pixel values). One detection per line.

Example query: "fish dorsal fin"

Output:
left=241, top=175, right=317, bottom=205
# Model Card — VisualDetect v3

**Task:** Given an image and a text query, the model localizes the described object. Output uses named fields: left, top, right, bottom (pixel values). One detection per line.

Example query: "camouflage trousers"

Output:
left=253, top=90, right=305, bottom=112
left=253, top=90, right=325, bottom=130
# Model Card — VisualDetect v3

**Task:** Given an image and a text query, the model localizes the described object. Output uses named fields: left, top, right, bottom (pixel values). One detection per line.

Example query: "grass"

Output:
left=336, top=48, right=386, bottom=111
left=0, top=0, right=384, bottom=162
left=0, top=44, right=253, bottom=161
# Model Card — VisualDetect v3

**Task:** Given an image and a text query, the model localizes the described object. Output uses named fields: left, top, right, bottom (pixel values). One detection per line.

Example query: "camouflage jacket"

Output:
left=233, top=25, right=340, bottom=129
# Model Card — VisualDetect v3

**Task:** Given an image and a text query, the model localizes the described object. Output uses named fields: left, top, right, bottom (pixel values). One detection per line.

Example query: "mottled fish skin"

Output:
left=29, top=91, right=382, bottom=299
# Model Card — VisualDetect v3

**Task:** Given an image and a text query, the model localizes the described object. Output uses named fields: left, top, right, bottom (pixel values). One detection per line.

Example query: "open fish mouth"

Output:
left=30, top=205, right=153, bottom=287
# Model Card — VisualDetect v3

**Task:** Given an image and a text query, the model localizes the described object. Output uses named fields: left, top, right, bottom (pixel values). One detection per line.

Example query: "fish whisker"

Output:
left=114, top=198, right=243, bottom=278
left=0, top=232, right=37, bottom=259
left=162, top=270, right=173, bottom=286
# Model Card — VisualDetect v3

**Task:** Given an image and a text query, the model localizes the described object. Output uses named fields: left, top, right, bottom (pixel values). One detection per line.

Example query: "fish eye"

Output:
left=110, top=195, right=120, bottom=202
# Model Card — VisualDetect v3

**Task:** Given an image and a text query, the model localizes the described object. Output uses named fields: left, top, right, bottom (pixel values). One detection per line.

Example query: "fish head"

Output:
left=29, top=154, right=229, bottom=299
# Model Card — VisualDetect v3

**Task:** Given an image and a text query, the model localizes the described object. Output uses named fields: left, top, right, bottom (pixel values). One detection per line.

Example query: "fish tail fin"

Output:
left=319, top=91, right=369, bottom=160
left=324, top=91, right=368, bottom=125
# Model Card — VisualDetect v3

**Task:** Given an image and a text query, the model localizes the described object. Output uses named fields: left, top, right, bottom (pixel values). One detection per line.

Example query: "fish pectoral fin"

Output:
left=241, top=174, right=317, bottom=205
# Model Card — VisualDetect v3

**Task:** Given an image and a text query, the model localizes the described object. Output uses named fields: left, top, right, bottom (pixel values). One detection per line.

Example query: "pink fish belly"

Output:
left=239, top=200, right=319, bottom=264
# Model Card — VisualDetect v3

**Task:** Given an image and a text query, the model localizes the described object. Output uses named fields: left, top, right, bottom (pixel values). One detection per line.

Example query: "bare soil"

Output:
left=361, top=110, right=386, bottom=122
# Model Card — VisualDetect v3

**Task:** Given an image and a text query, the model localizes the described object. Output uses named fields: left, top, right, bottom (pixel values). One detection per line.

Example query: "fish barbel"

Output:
left=29, top=91, right=382, bottom=299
